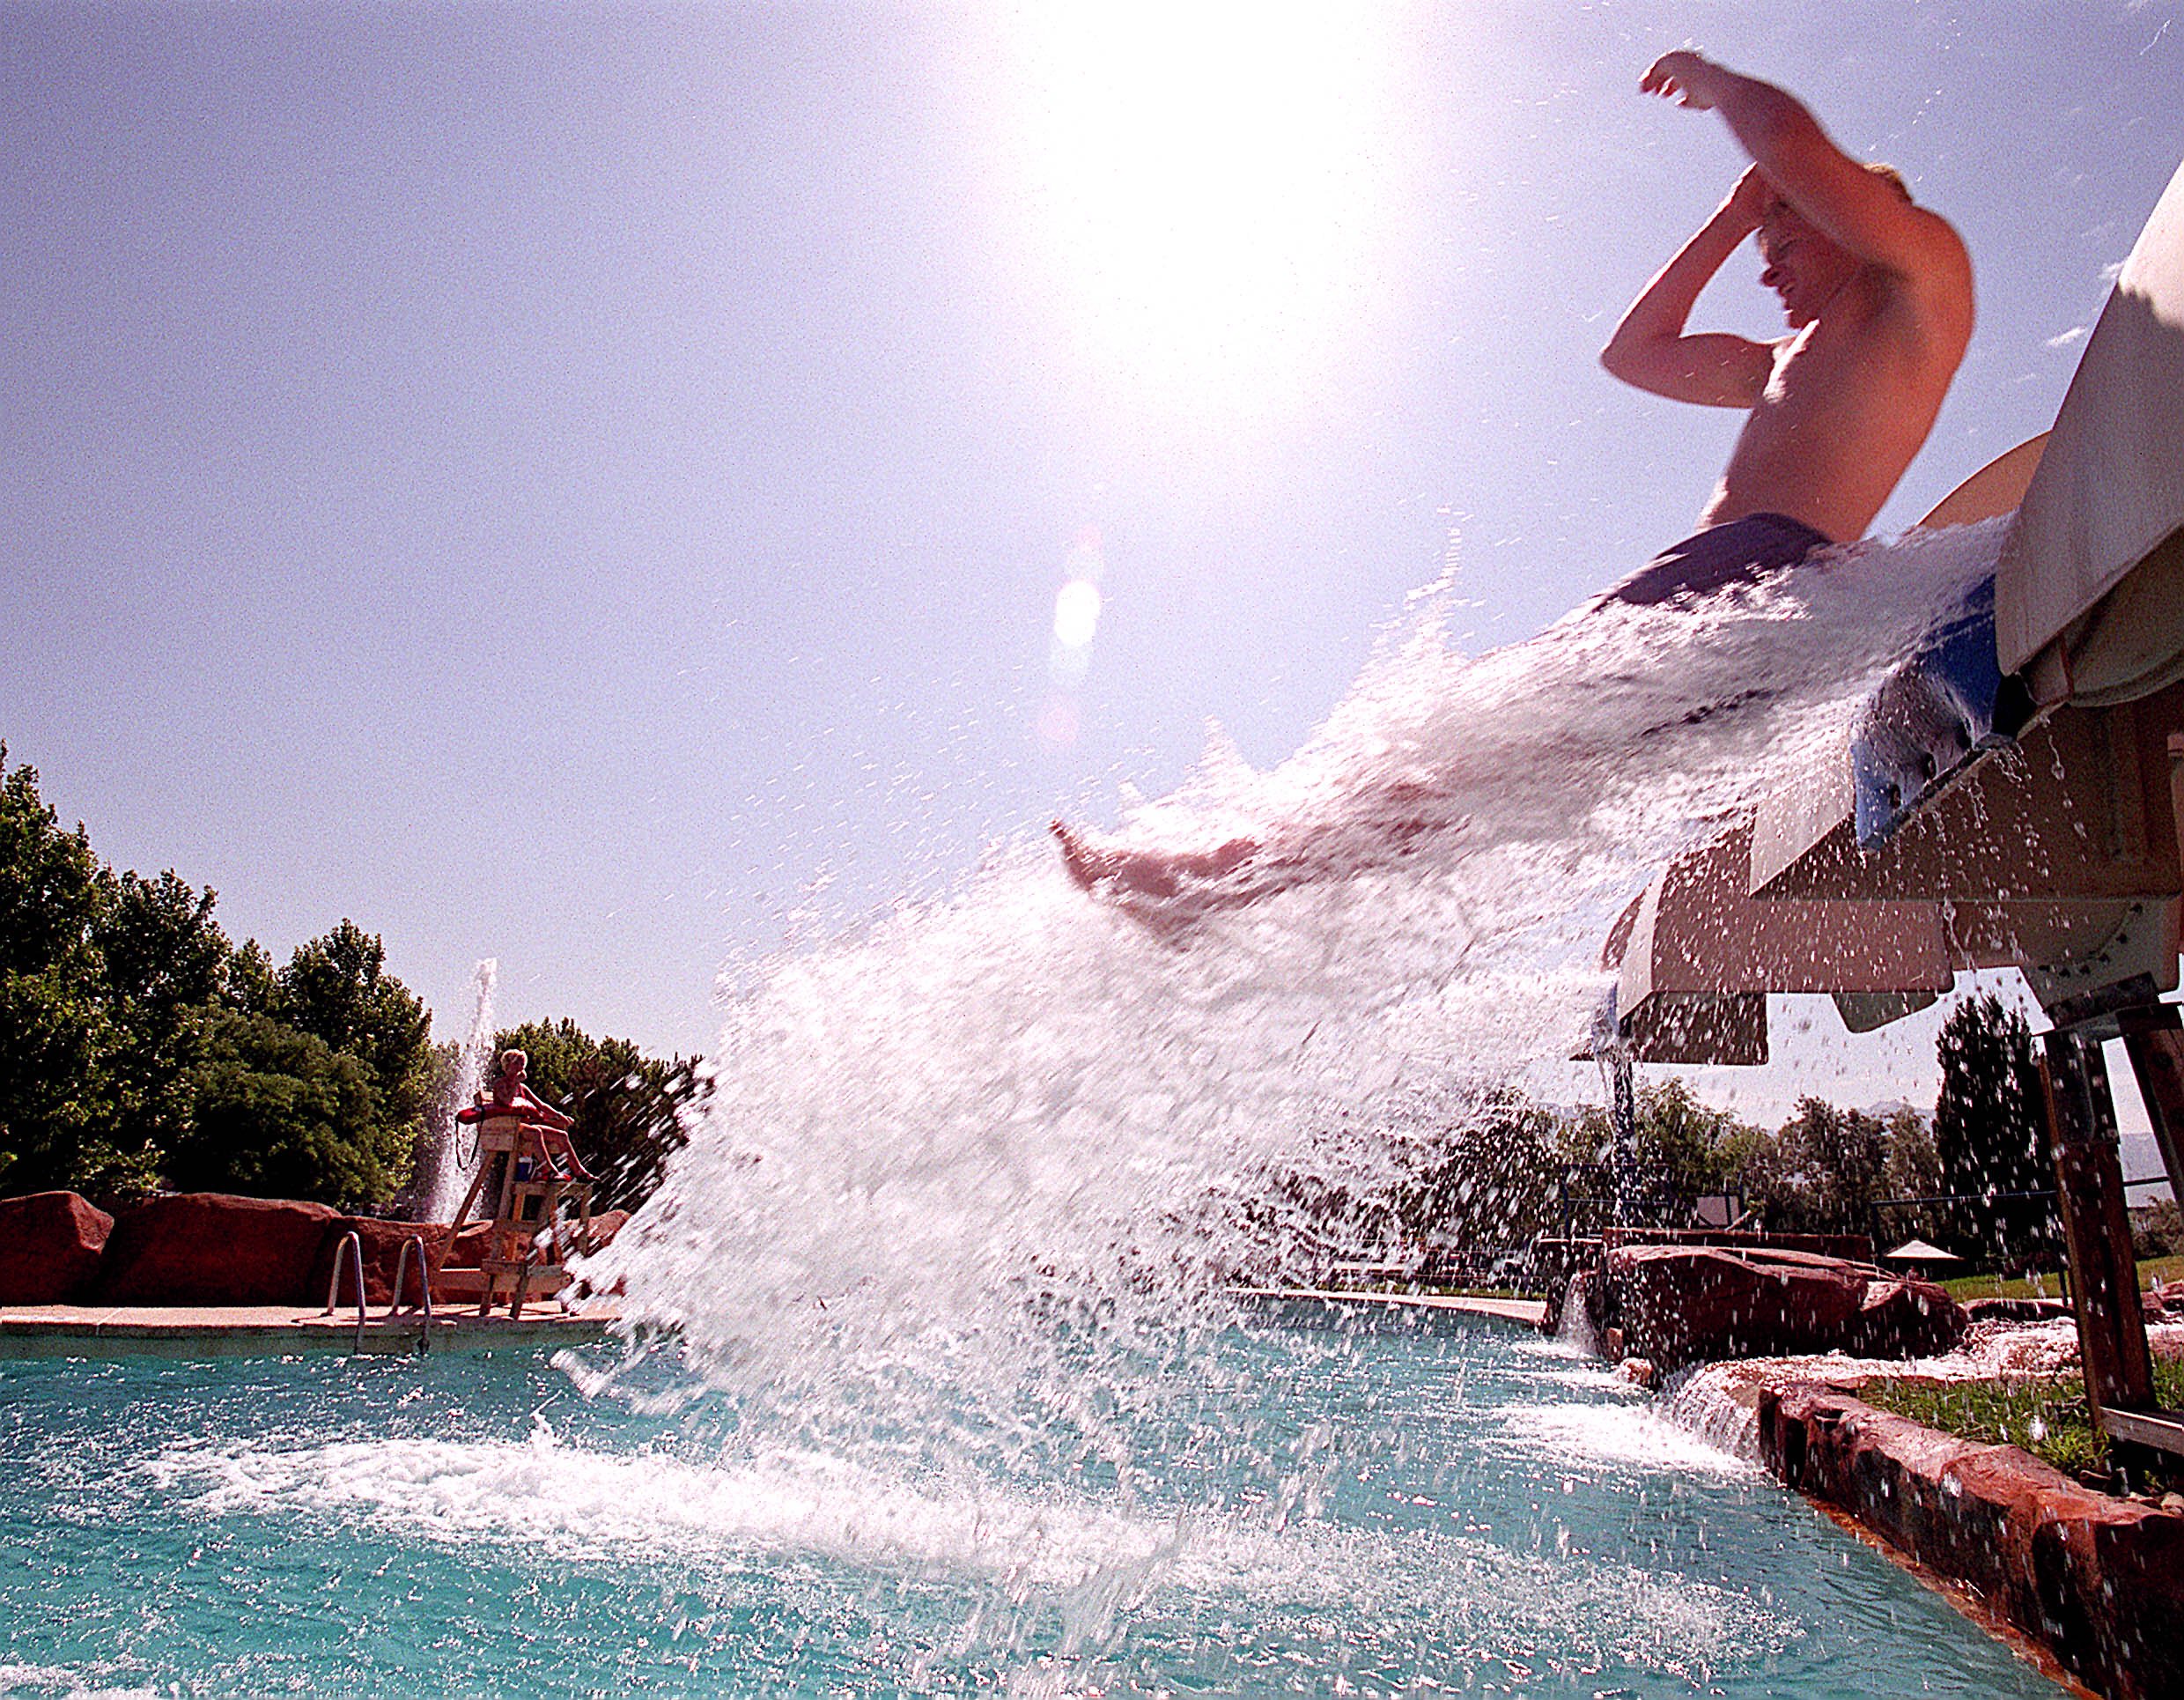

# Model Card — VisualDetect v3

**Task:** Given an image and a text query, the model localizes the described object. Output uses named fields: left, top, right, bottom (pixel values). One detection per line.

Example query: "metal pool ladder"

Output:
left=390, top=1233, right=435, bottom=1354
left=322, top=1231, right=437, bottom=1355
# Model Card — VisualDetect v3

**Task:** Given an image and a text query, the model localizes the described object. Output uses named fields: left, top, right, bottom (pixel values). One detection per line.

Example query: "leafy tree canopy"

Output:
left=1760, top=1097, right=1891, bottom=1236
left=0, top=745, right=432, bottom=1208
left=169, top=1009, right=402, bottom=1206
left=0, top=749, right=211, bottom=1195
left=1936, top=993, right=2050, bottom=1198
left=269, top=920, right=434, bottom=1158
left=1933, top=991, right=2058, bottom=1264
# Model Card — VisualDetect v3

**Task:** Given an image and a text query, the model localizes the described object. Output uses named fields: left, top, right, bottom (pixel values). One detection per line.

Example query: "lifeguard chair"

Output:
left=448, top=1114, right=594, bottom=1317
left=444, top=1049, right=595, bottom=1319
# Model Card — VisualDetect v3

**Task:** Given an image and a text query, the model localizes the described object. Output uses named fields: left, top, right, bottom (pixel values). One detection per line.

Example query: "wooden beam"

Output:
left=2040, top=1030, right=2155, bottom=1417
left=2099, top=1406, right=2184, bottom=1458
left=2120, top=1005, right=2184, bottom=1210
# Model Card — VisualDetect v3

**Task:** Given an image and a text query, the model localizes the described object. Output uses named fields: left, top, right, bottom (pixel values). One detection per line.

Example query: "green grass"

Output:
left=1938, top=1269, right=2069, bottom=1302
left=1937, top=1256, right=2184, bottom=1303
left=1863, top=1357, right=2184, bottom=1490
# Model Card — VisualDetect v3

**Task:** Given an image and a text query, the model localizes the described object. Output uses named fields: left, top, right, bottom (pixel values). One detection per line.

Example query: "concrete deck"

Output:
left=0, top=1290, right=1545, bottom=1359
left=1230, top=1287, right=1549, bottom=1328
left=0, top=1301, right=623, bottom=1358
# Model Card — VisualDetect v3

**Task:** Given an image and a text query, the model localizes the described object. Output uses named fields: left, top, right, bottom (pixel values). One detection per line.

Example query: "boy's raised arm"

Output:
left=1600, top=165, right=1778, bottom=406
left=1641, top=50, right=1966, bottom=285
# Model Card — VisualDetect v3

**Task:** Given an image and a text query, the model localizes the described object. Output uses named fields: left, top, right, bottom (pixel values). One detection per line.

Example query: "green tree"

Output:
left=1634, top=1079, right=1754, bottom=1208
left=493, top=1018, right=709, bottom=1213
left=271, top=920, right=434, bottom=1185
left=2134, top=1199, right=2183, bottom=1261
left=1772, top=1097, right=1890, bottom=1236
left=224, top=938, right=279, bottom=1017
left=1883, top=1108, right=1944, bottom=1201
left=1878, top=1107, right=1946, bottom=1246
left=1935, top=993, right=2058, bottom=1265
left=0, top=750, right=179, bottom=1195
left=1392, top=1086, right=1563, bottom=1249
left=0, top=750, right=107, bottom=1192
left=0, top=746, right=442, bottom=1205
left=170, top=1009, right=400, bottom=1207
left=92, top=868, right=232, bottom=1180
left=1558, top=1079, right=1760, bottom=1224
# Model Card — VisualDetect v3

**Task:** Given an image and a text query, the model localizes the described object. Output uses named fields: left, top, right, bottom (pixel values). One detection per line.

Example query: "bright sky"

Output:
left=5, top=4, right=2182, bottom=1153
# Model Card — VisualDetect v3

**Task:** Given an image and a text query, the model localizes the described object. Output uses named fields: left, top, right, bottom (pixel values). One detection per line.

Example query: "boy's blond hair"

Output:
left=1867, top=161, right=1913, bottom=203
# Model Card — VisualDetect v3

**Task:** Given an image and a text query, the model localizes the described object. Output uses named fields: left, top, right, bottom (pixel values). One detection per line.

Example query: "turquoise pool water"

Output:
left=1, top=1318, right=2055, bottom=1696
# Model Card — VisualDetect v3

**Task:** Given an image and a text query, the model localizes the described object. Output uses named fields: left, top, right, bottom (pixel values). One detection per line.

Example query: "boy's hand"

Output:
left=1641, top=49, right=1725, bottom=111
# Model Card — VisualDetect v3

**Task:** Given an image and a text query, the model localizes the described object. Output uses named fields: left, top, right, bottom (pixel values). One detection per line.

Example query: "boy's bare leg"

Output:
left=1050, top=820, right=1259, bottom=901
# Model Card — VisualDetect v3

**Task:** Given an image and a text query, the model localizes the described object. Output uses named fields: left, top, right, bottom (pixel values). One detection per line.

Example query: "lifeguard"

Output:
left=457, top=1047, right=594, bottom=1183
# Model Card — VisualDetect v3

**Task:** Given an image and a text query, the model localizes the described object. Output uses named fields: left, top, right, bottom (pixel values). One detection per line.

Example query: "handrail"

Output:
left=389, top=1233, right=435, bottom=1355
left=322, top=1230, right=366, bottom=1354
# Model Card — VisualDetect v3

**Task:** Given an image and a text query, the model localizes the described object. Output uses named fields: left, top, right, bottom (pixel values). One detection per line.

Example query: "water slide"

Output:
left=1594, top=158, right=2184, bottom=1449
left=1607, top=154, right=2184, bottom=1065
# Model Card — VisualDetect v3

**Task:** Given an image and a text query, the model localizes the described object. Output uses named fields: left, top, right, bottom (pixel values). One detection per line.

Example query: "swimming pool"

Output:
left=0, top=1317, right=2056, bottom=1696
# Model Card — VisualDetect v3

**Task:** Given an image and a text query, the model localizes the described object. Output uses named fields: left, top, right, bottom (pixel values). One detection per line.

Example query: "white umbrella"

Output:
left=1884, top=1237, right=1960, bottom=1264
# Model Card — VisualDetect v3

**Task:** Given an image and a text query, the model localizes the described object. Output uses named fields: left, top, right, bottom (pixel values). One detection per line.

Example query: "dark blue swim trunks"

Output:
left=1598, top=512, right=1834, bottom=608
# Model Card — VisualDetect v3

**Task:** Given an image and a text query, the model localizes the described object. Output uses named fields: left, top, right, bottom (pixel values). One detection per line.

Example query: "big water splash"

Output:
left=585, top=523, right=2008, bottom=1563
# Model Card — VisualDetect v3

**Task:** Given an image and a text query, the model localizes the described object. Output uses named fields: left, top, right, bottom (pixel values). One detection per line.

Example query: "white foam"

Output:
left=591, top=525, right=2004, bottom=1420
left=0, top=1667, right=156, bottom=1700
left=146, top=1428, right=1187, bottom=1594
left=141, top=1430, right=1797, bottom=1673
left=1496, top=1401, right=1760, bottom=1478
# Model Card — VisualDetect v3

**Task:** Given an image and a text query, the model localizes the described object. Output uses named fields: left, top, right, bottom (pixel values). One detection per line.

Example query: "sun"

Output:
left=989, top=3, right=1420, bottom=436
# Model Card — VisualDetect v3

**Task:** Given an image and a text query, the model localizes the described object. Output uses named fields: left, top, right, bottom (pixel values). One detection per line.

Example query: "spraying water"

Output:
left=592, top=525, right=2004, bottom=1445
left=422, top=957, right=499, bottom=1223
left=0, top=529, right=2065, bottom=1698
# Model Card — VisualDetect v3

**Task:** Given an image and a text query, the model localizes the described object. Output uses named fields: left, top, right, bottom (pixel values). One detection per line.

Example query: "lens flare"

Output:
left=1053, top=579, right=1102, bottom=649
left=1037, top=694, right=1081, bottom=749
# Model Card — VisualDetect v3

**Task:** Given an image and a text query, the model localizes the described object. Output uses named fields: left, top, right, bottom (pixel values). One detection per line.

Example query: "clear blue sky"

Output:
left=5, top=2, right=2180, bottom=1065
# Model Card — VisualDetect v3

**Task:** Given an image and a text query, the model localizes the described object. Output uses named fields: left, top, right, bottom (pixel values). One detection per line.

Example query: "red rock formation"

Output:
left=1760, top=1381, right=2184, bottom=1700
left=306, top=1218, right=455, bottom=1308
left=1603, top=1245, right=1964, bottom=1370
left=11, top=1188, right=646, bottom=1309
left=94, top=1193, right=338, bottom=1305
left=0, top=1191, right=114, bottom=1304
left=1846, top=1275, right=1967, bottom=1360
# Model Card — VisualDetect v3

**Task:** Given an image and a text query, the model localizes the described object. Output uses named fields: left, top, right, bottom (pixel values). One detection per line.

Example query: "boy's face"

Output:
left=1757, top=199, right=1854, bottom=329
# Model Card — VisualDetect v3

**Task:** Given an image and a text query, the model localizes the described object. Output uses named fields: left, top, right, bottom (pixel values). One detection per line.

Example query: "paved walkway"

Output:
left=0, top=1301, right=622, bottom=1357
left=1230, top=1287, right=1548, bottom=1327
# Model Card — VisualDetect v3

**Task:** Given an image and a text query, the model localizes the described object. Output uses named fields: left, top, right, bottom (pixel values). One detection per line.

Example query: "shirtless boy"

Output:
left=1056, top=50, right=1974, bottom=910
left=1595, top=49, right=1973, bottom=605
